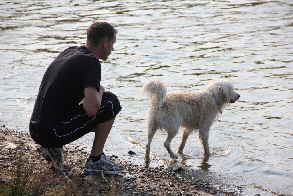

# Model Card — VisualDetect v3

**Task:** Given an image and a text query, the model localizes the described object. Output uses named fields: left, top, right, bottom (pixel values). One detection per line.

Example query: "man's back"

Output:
left=30, top=46, right=101, bottom=128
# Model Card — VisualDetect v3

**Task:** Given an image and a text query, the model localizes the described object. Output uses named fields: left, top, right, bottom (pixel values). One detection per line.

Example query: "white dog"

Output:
left=143, top=80, right=240, bottom=167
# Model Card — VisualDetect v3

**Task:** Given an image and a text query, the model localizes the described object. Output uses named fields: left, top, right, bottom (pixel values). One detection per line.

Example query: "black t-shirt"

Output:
left=30, top=46, right=101, bottom=128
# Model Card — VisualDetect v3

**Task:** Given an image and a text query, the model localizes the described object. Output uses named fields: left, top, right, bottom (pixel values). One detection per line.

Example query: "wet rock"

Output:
left=128, top=150, right=136, bottom=155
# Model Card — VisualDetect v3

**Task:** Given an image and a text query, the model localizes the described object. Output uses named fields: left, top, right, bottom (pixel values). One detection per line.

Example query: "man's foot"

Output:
left=38, top=146, right=64, bottom=172
left=83, top=153, right=123, bottom=176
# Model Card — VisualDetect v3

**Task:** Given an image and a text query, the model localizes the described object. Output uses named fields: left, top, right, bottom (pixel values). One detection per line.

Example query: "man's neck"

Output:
left=86, top=44, right=101, bottom=59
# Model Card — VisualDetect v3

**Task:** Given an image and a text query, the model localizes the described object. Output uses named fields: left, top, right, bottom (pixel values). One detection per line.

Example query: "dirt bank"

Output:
left=0, top=126, right=215, bottom=196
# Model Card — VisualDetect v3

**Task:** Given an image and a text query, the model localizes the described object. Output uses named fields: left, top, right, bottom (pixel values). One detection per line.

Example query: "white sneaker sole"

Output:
left=83, top=169, right=124, bottom=176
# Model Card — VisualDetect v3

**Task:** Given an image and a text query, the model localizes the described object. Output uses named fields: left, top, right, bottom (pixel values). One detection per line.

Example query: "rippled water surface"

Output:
left=0, top=0, right=292, bottom=195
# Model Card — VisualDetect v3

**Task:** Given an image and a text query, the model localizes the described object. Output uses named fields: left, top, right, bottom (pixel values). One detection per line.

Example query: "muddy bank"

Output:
left=0, top=126, right=216, bottom=196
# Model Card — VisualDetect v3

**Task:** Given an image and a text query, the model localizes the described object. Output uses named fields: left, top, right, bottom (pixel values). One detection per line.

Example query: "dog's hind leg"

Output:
left=178, top=128, right=192, bottom=155
left=164, top=128, right=179, bottom=159
left=145, top=122, right=158, bottom=168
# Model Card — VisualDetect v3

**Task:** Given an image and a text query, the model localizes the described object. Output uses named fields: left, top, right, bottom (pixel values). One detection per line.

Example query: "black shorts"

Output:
left=29, top=92, right=121, bottom=148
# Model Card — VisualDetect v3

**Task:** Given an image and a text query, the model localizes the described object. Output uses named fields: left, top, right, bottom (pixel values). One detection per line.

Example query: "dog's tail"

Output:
left=143, top=80, right=167, bottom=108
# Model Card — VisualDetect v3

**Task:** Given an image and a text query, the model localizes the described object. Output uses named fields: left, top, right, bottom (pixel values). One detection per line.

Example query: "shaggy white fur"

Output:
left=143, top=80, right=240, bottom=167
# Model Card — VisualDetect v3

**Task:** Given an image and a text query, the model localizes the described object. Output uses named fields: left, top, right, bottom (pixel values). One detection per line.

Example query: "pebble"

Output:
left=128, top=150, right=136, bottom=155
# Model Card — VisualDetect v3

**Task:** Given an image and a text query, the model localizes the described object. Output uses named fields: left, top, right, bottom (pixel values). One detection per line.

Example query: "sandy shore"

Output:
left=0, top=126, right=216, bottom=196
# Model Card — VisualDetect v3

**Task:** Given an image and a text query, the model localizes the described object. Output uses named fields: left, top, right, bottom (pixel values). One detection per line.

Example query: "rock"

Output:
left=128, top=150, right=136, bottom=155
left=3, top=141, right=17, bottom=149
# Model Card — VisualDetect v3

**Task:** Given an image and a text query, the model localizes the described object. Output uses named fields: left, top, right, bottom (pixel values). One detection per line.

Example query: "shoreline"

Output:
left=0, top=126, right=215, bottom=196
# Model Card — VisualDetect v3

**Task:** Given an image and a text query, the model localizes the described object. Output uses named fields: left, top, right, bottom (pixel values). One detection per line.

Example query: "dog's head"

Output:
left=209, top=81, right=240, bottom=104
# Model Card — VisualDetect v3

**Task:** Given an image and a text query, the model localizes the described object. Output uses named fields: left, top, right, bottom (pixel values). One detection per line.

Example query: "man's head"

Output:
left=86, top=22, right=117, bottom=61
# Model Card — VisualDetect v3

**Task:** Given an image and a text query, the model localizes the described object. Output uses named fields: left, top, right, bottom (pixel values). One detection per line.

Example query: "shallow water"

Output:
left=0, top=0, right=292, bottom=195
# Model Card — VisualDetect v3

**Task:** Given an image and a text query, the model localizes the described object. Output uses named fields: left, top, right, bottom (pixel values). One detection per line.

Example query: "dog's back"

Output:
left=144, top=81, right=202, bottom=128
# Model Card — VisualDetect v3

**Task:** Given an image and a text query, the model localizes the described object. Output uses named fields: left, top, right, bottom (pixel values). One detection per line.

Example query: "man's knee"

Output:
left=102, top=91, right=122, bottom=117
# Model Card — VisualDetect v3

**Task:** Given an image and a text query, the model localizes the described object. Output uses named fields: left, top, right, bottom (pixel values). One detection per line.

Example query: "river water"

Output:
left=0, top=0, right=292, bottom=195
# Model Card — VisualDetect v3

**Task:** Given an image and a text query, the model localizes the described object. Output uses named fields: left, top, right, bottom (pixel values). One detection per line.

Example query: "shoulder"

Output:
left=77, top=46, right=100, bottom=64
left=66, top=47, right=100, bottom=66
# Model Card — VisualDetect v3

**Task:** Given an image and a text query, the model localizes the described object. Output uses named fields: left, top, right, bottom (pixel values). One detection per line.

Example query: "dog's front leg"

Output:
left=199, top=126, right=210, bottom=162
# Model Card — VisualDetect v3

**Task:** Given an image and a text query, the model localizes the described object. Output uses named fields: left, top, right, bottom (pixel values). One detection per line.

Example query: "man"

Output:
left=29, top=22, right=122, bottom=175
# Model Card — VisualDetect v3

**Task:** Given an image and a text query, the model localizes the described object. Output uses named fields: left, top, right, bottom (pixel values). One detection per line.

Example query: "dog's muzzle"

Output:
left=230, top=93, right=240, bottom=103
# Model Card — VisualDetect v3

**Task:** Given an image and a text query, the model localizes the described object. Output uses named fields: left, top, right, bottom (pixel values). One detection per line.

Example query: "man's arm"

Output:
left=83, top=86, right=105, bottom=117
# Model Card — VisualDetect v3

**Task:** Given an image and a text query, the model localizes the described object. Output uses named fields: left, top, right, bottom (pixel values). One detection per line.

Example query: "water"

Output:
left=0, top=0, right=292, bottom=195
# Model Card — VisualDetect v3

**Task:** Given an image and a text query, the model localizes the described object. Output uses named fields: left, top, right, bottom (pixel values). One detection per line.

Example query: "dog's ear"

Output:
left=218, top=86, right=227, bottom=101
left=218, top=86, right=224, bottom=94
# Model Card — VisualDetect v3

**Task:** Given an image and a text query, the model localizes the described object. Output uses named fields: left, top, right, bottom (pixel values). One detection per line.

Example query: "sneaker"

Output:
left=83, top=153, right=123, bottom=176
left=38, top=146, right=64, bottom=171
left=99, top=153, right=123, bottom=171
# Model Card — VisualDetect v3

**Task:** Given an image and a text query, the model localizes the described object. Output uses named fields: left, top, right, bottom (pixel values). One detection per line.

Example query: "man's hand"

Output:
left=99, top=85, right=105, bottom=94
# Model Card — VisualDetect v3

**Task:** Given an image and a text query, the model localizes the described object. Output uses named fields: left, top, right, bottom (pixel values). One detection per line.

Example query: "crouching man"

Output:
left=29, top=22, right=122, bottom=175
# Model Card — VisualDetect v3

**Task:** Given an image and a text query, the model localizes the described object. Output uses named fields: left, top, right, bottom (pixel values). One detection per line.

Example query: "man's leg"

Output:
left=90, top=119, right=114, bottom=157
left=36, top=92, right=122, bottom=175
left=84, top=118, right=123, bottom=175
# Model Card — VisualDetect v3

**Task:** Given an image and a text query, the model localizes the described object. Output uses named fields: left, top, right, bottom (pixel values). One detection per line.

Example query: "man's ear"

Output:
left=102, top=39, right=109, bottom=48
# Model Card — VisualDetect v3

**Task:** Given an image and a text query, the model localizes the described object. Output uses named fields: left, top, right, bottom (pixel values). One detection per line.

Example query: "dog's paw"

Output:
left=203, top=153, right=210, bottom=163
left=144, top=158, right=150, bottom=168
left=170, top=153, right=178, bottom=160
left=179, top=153, right=193, bottom=159
left=144, top=162, right=150, bottom=168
